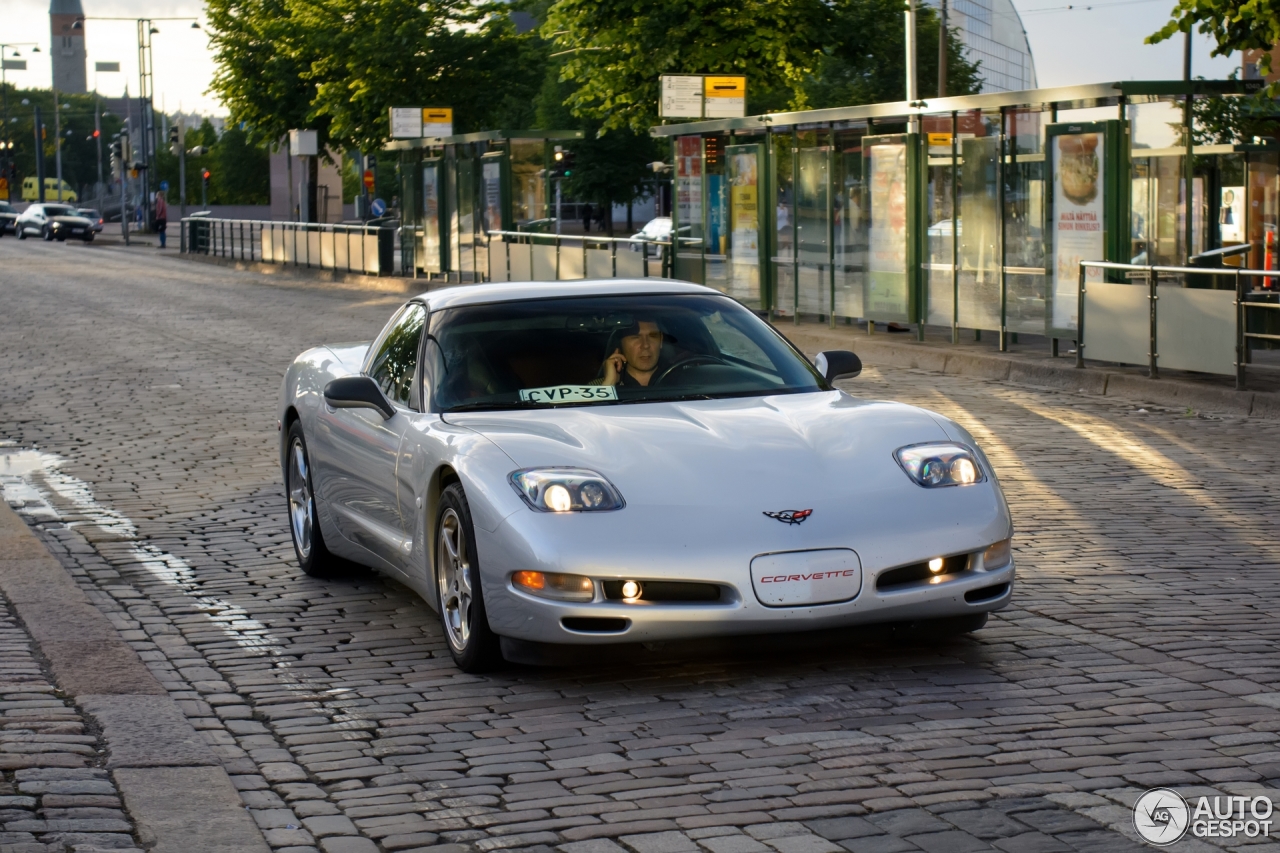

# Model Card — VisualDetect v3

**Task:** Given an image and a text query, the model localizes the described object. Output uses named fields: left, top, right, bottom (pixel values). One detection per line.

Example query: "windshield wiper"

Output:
left=441, top=401, right=537, bottom=413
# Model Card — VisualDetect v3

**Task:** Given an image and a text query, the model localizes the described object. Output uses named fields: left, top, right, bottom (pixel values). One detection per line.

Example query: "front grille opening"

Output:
left=876, top=554, right=971, bottom=591
left=601, top=580, right=722, bottom=603
left=965, top=583, right=1009, bottom=603
left=561, top=617, right=630, bottom=633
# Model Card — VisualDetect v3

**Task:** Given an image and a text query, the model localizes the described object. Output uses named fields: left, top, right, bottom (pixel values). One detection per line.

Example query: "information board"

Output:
left=703, top=76, right=746, bottom=118
left=422, top=108, right=453, bottom=138
left=389, top=107, right=422, bottom=139
left=661, top=76, right=704, bottom=119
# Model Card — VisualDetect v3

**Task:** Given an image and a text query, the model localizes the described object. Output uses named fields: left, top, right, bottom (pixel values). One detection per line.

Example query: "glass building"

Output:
left=931, top=0, right=1038, bottom=93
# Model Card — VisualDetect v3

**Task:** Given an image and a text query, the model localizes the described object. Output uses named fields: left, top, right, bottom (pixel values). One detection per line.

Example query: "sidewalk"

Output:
left=780, top=320, right=1280, bottom=420
left=0, top=499, right=270, bottom=853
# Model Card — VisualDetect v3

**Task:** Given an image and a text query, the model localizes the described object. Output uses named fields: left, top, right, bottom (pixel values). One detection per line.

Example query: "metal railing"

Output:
left=180, top=217, right=395, bottom=276
left=485, top=230, right=672, bottom=281
left=1077, top=260, right=1280, bottom=389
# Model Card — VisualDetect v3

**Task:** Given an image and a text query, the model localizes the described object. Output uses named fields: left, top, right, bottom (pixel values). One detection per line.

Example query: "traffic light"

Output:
left=561, top=149, right=575, bottom=177
left=201, top=168, right=211, bottom=207
left=109, top=140, right=123, bottom=181
left=168, top=125, right=181, bottom=157
left=202, top=168, right=210, bottom=184
left=551, top=146, right=575, bottom=178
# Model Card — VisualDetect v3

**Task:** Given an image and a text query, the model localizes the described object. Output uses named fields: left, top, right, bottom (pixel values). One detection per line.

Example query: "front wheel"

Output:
left=82, top=234, right=94, bottom=243
left=436, top=483, right=502, bottom=672
left=17, top=227, right=26, bottom=240
left=42, top=226, right=53, bottom=241
left=285, top=421, right=339, bottom=577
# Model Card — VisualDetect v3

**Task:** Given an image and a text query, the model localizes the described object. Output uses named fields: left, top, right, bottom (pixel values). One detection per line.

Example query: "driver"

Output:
left=592, top=319, right=666, bottom=387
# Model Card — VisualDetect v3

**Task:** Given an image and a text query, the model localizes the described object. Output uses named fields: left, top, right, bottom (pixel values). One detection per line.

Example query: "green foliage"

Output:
left=1148, top=0, right=1280, bottom=88
left=545, top=0, right=825, bottom=135
left=1191, top=73, right=1280, bottom=142
left=152, top=119, right=269, bottom=206
left=806, top=0, right=982, bottom=106
left=207, top=0, right=547, bottom=153
left=1, top=85, right=123, bottom=196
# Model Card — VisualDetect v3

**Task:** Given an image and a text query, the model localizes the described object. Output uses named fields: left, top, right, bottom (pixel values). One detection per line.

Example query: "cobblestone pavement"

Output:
left=0, top=593, right=141, bottom=852
left=3, top=240, right=1280, bottom=853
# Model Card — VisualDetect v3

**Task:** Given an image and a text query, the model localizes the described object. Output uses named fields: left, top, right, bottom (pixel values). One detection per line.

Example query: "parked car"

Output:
left=0, top=201, right=18, bottom=236
left=628, top=217, right=689, bottom=251
left=77, top=208, right=105, bottom=234
left=278, top=280, right=1014, bottom=672
left=15, top=203, right=96, bottom=242
left=21, top=177, right=77, bottom=204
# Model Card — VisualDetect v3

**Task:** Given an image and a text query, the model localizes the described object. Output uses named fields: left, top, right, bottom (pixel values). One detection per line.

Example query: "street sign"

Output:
left=927, top=132, right=953, bottom=147
left=422, top=108, right=453, bottom=138
left=160, top=181, right=169, bottom=191
left=389, top=107, right=422, bottom=139
left=370, top=198, right=387, bottom=217
left=1, top=60, right=27, bottom=71
left=703, top=76, right=746, bottom=118
left=362, top=170, right=375, bottom=191
left=94, top=62, right=120, bottom=73
left=661, top=76, right=704, bottom=119
left=288, top=129, right=318, bottom=157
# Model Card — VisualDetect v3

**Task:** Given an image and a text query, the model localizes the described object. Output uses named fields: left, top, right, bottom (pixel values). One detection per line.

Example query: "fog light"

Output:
left=928, top=557, right=944, bottom=573
left=511, top=570, right=594, bottom=602
left=620, top=580, right=642, bottom=600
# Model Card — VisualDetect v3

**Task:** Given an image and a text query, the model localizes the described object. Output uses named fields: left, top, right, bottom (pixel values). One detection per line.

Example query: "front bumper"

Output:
left=479, top=505, right=1014, bottom=645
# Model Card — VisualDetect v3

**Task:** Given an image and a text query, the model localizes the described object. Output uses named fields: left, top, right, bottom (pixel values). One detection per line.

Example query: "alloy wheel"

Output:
left=287, top=439, right=313, bottom=561
left=437, top=508, right=472, bottom=651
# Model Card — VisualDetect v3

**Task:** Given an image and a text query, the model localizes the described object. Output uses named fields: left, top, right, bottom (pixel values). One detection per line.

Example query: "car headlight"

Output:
left=894, top=443, right=986, bottom=488
left=509, top=468, right=625, bottom=512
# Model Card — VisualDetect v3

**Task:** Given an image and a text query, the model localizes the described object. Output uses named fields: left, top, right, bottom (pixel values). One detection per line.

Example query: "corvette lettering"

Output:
left=760, top=569, right=857, bottom=583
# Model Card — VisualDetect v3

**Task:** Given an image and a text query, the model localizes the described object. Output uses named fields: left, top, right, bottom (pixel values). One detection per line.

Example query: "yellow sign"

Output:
left=927, top=132, right=953, bottom=147
left=422, top=108, right=454, bottom=138
left=704, top=76, right=746, bottom=98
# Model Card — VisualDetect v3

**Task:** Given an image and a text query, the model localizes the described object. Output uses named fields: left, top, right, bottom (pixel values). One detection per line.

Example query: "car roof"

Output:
left=417, top=279, right=719, bottom=311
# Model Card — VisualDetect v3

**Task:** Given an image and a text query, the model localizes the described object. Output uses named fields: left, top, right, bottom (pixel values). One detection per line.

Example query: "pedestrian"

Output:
left=155, top=190, right=169, bottom=249
left=581, top=203, right=592, bottom=235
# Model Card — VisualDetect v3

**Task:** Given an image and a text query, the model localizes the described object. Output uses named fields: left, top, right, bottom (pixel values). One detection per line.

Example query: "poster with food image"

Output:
left=867, top=144, right=908, bottom=317
left=1051, top=131, right=1104, bottom=330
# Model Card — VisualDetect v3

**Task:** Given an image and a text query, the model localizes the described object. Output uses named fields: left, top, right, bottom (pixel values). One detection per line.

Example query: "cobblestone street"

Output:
left=3, top=240, right=1280, bottom=853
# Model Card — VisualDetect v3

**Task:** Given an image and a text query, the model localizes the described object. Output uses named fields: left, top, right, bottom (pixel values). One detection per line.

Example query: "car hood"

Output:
left=444, top=391, right=958, bottom=511
left=50, top=215, right=92, bottom=225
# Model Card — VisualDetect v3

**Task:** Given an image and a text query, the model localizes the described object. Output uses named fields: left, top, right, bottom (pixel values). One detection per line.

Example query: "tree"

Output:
left=1, top=85, right=122, bottom=197
left=1148, top=0, right=1280, bottom=86
left=544, top=0, right=826, bottom=135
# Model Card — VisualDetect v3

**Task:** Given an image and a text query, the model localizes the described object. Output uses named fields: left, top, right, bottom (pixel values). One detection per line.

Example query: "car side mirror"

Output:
left=815, top=350, right=862, bottom=383
left=324, top=376, right=395, bottom=419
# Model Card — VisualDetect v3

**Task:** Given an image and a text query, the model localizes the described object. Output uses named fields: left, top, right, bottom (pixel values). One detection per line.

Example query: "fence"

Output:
left=1077, top=261, right=1280, bottom=389
left=485, top=231, right=670, bottom=282
left=180, top=218, right=395, bottom=276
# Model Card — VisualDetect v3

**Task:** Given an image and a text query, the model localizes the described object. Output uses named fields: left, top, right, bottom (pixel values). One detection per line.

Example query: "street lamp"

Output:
left=1, top=43, right=40, bottom=198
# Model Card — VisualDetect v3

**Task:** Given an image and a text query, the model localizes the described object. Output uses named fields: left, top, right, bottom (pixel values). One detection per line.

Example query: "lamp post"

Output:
left=71, top=16, right=200, bottom=229
left=1, top=43, right=39, bottom=200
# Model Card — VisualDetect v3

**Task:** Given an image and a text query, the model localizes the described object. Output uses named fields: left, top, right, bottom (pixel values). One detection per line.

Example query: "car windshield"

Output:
left=44, top=205, right=75, bottom=217
left=80, top=209, right=100, bottom=218
left=427, top=293, right=826, bottom=413
left=0, top=203, right=13, bottom=213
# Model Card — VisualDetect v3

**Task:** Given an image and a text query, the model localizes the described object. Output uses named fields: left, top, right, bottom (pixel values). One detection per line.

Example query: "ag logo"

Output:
left=1134, top=788, right=1190, bottom=846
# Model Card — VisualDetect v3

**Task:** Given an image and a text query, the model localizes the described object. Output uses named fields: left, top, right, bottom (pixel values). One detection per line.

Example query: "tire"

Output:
left=18, top=227, right=27, bottom=240
left=83, top=234, right=94, bottom=243
left=42, top=226, right=53, bottom=242
left=285, top=421, right=340, bottom=577
left=435, top=483, right=502, bottom=672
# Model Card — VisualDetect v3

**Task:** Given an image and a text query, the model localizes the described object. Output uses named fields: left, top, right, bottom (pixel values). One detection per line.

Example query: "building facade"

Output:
left=931, top=0, right=1038, bottom=92
left=50, top=0, right=87, bottom=94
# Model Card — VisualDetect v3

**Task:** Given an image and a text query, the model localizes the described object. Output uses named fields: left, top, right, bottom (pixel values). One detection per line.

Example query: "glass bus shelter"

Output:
left=654, top=80, right=1277, bottom=349
left=386, top=129, right=584, bottom=281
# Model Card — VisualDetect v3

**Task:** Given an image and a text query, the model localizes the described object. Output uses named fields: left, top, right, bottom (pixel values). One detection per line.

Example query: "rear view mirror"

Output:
left=815, top=350, right=862, bottom=383
left=324, top=376, right=395, bottom=419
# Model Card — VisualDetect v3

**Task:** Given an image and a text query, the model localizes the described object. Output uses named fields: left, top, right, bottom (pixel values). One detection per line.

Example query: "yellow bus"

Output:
left=21, top=177, right=78, bottom=203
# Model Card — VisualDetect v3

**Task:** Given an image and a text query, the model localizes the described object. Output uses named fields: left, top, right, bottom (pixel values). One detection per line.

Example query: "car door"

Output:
left=314, top=302, right=426, bottom=571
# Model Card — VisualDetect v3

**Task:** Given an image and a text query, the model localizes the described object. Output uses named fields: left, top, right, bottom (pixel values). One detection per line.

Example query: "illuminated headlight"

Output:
left=894, top=443, right=986, bottom=488
left=510, top=468, right=624, bottom=512
left=511, top=570, right=594, bottom=602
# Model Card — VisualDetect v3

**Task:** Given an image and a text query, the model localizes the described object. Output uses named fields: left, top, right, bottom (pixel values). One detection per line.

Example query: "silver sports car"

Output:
left=279, top=280, right=1014, bottom=671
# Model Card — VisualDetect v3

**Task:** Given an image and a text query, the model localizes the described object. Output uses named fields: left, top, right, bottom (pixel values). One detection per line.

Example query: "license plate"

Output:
left=750, top=549, right=861, bottom=606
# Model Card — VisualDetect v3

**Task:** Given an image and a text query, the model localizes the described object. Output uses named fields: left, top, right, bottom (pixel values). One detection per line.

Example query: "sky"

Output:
left=3, top=0, right=1245, bottom=120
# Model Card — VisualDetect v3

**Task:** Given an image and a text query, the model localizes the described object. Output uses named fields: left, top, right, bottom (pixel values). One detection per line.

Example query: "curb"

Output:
left=0, top=502, right=271, bottom=853
left=780, top=325, right=1280, bottom=420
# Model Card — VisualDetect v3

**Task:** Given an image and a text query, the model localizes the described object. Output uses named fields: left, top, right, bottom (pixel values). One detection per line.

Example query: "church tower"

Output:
left=50, top=0, right=87, bottom=94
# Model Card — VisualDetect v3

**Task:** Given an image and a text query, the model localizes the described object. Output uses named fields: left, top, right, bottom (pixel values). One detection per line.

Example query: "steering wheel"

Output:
left=653, top=354, right=728, bottom=386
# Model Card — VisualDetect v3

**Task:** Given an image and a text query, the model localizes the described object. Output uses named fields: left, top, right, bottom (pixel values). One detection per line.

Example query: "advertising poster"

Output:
left=867, top=144, right=908, bottom=317
left=421, top=166, right=440, bottom=272
left=482, top=161, right=502, bottom=233
left=675, top=136, right=703, bottom=242
left=1051, top=131, right=1105, bottom=329
left=1220, top=186, right=1244, bottom=243
left=729, top=149, right=760, bottom=298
